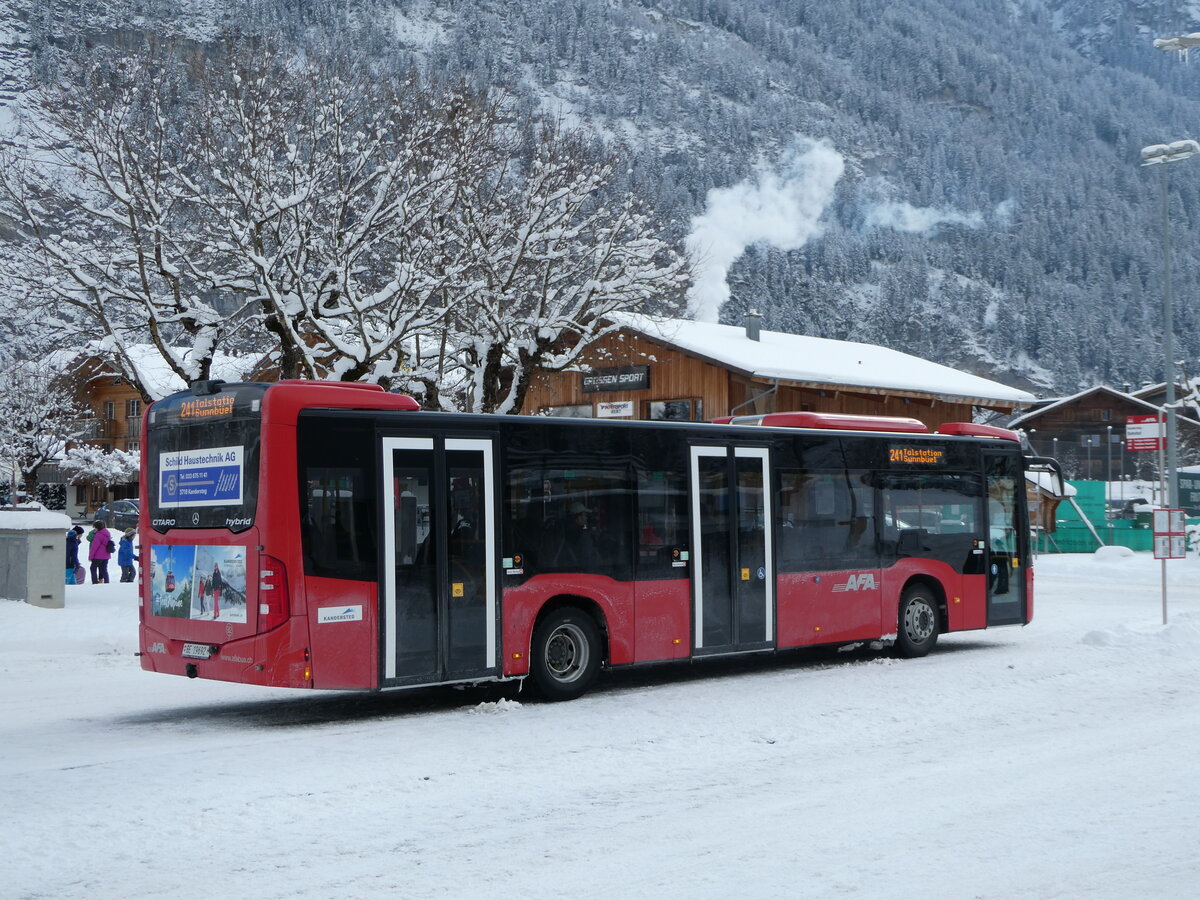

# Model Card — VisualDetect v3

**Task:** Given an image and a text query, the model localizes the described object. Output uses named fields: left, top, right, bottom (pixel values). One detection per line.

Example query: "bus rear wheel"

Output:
left=530, top=607, right=601, bottom=701
left=895, top=585, right=939, bottom=658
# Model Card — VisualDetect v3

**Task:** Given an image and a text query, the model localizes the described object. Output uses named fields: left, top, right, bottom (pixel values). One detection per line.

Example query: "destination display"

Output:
left=888, top=444, right=946, bottom=466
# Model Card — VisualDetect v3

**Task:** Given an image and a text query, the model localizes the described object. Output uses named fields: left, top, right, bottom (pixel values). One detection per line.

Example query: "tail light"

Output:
left=258, top=554, right=290, bottom=631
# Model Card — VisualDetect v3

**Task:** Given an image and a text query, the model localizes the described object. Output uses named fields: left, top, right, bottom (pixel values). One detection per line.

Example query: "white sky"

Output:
left=4, top=551, right=1200, bottom=898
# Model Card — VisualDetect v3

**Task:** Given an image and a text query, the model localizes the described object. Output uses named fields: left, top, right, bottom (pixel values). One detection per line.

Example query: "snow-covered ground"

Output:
left=4, top=552, right=1200, bottom=899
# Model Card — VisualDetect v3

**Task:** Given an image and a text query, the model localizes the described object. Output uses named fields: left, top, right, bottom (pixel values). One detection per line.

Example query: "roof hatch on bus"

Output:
left=934, top=422, right=1021, bottom=441
left=714, top=411, right=929, bottom=433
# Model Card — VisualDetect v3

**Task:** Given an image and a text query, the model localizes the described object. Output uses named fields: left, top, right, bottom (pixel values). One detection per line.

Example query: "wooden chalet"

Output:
left=1007, top=385, right=1200, bottom=482
left=522, top=312, right=1035, bottom=427
left=55, top=346, right=247, bottom=519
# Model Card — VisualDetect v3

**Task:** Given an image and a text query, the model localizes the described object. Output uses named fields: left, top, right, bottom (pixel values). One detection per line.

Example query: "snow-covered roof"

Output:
left=0, top=507, right=72, bottom=531
left=126, top=345, right=247, bottom=401
left=63, top=344, right=251, bottom=401
left=1026, top=470, right=1075, bottom=497
left=608, top=313, right=1035, bottom=406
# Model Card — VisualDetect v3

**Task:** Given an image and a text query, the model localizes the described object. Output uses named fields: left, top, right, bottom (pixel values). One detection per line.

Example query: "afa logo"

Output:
left=832, top=573, right=878, bottom=592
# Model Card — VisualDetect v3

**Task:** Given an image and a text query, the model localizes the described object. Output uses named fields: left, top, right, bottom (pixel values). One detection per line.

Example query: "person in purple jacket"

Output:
left=88, top=519, right=113, bottom=584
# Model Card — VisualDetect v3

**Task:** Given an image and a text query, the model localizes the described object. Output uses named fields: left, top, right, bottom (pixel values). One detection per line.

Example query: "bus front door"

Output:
left=689, top=446, right=775, bottom=654
left=983, top=451, right=1027, bottom=626
left=381, top=437, right=498, bottom=687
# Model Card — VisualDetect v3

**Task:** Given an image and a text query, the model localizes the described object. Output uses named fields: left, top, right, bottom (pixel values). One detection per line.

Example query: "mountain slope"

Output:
left=9, top=0, right=1200, bottom=393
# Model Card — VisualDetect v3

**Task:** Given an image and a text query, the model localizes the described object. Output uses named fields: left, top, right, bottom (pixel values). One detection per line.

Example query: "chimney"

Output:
left=744, top=308, right=762, bottom=341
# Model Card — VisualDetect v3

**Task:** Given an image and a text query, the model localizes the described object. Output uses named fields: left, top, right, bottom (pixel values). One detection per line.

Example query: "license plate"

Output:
left=182, top=642, right=212, bottom=660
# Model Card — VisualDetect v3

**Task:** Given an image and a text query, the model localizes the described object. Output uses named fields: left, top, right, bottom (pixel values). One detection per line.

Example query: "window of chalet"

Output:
left=646, top=399, right=702, bottom=421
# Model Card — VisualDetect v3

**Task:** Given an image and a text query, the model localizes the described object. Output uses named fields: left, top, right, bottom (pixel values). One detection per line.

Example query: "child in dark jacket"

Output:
left=117, top=528, right=139, bottom=583
left=65, top=525, right=84, bottom=584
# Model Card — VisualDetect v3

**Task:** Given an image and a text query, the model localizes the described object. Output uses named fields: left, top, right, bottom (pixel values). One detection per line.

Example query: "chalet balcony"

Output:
left=75, top=418, right=104, bottom=439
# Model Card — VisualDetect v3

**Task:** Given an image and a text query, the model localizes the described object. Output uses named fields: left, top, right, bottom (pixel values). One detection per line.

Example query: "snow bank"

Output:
left=0, top=507, right=71, bottom=530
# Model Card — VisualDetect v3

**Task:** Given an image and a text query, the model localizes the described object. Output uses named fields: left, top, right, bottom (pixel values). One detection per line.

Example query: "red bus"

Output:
left=137, top=380, right=1061, bottom=700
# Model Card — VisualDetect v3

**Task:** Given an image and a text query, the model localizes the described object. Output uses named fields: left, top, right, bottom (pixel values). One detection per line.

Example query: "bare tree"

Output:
left=2, top=43, right=689, bottom=410
left=0, top=352, right=90, bottom=499
left=181, top=52, right=483, bottom=382
left=0, top=50, right=232, bottom=400
left=435, top=121, right=689, bottom=413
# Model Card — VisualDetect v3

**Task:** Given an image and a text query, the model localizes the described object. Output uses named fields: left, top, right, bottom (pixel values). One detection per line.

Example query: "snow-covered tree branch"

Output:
left=1, top=41, right=689, bottom=410
left=435, top=121, right=690, bottom=413
left=0, top=349, right=91, bottom=498
left=59, top=444, right=140, bottom=489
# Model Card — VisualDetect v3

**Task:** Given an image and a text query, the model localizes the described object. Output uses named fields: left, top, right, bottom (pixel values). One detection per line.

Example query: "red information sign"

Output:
left=1126, top=414, right=1163, bottom=452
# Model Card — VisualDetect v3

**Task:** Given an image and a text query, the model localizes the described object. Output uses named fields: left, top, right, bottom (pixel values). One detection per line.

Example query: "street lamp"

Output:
left=1119, top=438, right=1126, bottom=499
left=1141, top=139, right=1200, bottom=508
left=1106, top=424, right=1113, bottom=521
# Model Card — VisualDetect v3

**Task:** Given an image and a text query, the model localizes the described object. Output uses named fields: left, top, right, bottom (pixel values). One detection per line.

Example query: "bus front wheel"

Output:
left=895, top=585, right=939, bottom=658
left=530, top=607, right=602, bottom=701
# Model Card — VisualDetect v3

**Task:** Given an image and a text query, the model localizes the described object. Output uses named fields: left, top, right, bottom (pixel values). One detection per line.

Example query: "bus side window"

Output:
left=777, top=471, right=840, bottom=567
left=635, top=468, right=688, bottom=577
left=777, top=470, right=876, bottom=570
left=841, top=472, right=876, bottom=559
left=505, top=467, right=633, bottom=579
left=880, top=472, right=982, bottom=560
left=297, top=417, right=378, bottom=581
left=631, top=429, right=690, bottom=580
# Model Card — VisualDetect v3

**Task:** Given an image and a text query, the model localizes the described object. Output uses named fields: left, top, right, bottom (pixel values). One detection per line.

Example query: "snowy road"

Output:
left=4, top=552, right=1200, bottom=899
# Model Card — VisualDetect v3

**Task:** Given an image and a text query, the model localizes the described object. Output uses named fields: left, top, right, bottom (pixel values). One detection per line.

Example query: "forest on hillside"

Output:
left=14, top=0, right=1200, bottom=394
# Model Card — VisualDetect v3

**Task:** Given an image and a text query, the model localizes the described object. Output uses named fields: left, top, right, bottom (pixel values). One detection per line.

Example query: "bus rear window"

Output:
left=146, top=386, right=264, bottom=533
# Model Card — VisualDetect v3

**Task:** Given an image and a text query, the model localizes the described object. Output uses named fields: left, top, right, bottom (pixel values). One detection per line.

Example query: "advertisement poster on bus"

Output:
left=148, top=544, right=248, bottom=623
left=149, top=544, right=196, bottom=618
left=158, top=445, right=245, bottom=507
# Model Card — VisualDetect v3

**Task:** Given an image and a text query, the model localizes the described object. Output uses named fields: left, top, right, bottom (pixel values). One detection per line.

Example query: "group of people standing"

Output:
left=66, top=522, right=139, bottom=585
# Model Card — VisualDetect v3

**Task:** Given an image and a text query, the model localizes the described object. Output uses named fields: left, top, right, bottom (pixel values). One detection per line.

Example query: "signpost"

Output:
left=1152, top=508, right=1186, bottom=559
left=1125, top=414, right=1164, bottom=452
left=1152, top=507, right=1187, bottom=624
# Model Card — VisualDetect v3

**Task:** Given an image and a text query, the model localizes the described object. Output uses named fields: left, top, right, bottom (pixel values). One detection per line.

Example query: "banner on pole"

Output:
left=1177, top=472, right=1200, bottom=517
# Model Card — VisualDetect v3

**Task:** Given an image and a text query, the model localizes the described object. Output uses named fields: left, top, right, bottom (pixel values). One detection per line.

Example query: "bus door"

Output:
left=689, top=445, right=774, bottom=654
left=380, top=436, right=498, bottom=687
left=983, top=451, right=1026, bottom=625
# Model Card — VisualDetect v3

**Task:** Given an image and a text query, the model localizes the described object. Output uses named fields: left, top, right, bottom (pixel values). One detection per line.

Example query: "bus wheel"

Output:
left=531, top=608, right=601, bottom=701
left=896, top=585, right=939, bottom=658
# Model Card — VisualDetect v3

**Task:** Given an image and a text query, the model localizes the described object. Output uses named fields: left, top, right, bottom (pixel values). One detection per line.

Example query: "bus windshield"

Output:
left=145, top=384, right=266, bottom=533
